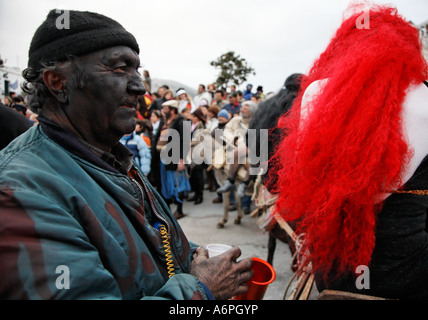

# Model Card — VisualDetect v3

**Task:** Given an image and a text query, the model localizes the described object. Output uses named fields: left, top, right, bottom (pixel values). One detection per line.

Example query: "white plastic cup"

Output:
left=206, top=244, right=233, bottom=257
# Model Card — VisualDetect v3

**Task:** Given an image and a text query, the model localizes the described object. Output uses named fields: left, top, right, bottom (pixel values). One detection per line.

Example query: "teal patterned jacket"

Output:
left=0, top=124, right=210, bottom=300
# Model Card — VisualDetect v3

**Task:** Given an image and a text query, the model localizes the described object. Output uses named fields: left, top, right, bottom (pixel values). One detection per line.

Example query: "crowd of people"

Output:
left=113, top=76, right=268, bottom=221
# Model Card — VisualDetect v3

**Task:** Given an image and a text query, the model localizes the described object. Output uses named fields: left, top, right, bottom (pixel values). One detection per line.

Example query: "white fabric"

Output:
left=401, top=82, right=428, bottom=184
left=176, top=89, right=186, bottom=96
left=301, top=79, right=428, bottom=199
left=194, top=91, right=212, bottom=107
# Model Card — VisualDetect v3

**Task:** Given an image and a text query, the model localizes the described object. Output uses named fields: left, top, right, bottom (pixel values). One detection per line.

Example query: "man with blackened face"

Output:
left=43, top=46, right=145, bottom=151
left=0, top=9, right=252, bottom=300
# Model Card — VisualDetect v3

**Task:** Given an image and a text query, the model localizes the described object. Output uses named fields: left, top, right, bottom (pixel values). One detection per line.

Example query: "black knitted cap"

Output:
left=28, top=9, right=140, bottom=69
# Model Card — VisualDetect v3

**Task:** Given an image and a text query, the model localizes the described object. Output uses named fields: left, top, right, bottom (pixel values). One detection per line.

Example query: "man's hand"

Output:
left=190, top=246, right=254, bottom=300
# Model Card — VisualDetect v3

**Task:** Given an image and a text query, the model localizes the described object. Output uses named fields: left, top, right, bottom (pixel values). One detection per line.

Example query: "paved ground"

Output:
left=171, top=188, right=309, bottom=300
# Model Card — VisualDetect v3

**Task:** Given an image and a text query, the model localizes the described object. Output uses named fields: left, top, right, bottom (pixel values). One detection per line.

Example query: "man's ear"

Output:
left=42, top=69, right=68, bottom=104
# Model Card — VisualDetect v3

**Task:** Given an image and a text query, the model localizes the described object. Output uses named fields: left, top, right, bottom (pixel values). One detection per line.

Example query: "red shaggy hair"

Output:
left=270, top=5, right=428, bottom=277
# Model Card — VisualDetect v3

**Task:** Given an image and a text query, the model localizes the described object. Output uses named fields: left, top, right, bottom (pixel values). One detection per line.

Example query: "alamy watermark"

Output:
left=355, top=265, right=370, bottom=290
left=356, top=11, right=370, bottom=30
left=55, top=265, right=70, bottom=290
left=55, top=10, right=70, bottom=30
left=54, top=264, right=369, bottom=293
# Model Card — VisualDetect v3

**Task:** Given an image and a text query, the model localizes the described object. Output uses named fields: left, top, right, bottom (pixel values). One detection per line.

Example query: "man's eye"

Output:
left=113, top=66, right=127, bottom=73
left=112, top=65, right=140, bottom=75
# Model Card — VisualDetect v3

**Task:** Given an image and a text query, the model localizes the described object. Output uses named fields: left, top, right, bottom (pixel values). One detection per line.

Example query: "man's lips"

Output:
left=119, top=101, right=137, bottom=109
left=119, top=97, right=138, bottom=109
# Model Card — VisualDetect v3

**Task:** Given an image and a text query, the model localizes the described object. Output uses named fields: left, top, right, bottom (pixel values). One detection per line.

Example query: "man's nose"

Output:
left=127, top=77, right=146, bottom=96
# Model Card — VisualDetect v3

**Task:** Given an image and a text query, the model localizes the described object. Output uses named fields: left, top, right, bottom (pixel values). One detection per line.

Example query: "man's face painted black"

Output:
left=66, top=46, right=145, bottom=150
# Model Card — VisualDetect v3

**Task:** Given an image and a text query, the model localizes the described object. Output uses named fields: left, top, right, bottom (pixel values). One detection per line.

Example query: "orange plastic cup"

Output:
left=232, top=257, right=276, bottom=300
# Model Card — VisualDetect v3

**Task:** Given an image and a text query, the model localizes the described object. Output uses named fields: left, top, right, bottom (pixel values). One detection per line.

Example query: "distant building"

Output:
left=0, top=57, right=24, bottom=98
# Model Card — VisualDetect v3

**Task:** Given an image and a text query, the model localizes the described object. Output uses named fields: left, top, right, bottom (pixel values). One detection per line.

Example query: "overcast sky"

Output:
left=0, top=0, right=427, bottom=94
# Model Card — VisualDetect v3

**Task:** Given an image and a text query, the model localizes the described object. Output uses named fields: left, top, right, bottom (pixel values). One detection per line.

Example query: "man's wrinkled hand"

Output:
left=190, top=246, right=254, bottom=300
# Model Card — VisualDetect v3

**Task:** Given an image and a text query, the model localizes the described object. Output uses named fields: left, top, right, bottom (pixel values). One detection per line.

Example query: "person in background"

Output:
left=243, top=84, right=253, bottom=100
left=149, top=109, right=164, bottom=193
left=135, top=118, right=152, bottom=147
left=187, top=108, right=207, bottom=205
left=150, top=109, right=162, bottom=137
left=211, top=109, right=230, bottom=204
left=193, top=84, right=212, bottom=108
left=12, top=103, right=27, bottom=116
left=212, top=89, right=227, bottom=108
left=221, top=92, right=241, bottom=117
left=157, top=100, right=190, bottom=219
left=176, top=88, right=196, bottom=113
left=3, top=96, right=12, bottom=107
left=11, top=95, right=25, bottom=106
left=250, top=93, right=261, bottom=106
left=207, top=83, right=216, bottom=100
left=148, top=87, right=173, bottom=192
left=237, top=90, right=245, bottom=104
left=143, top=69, right=151, bottom=92
left=256, top=86, right=264, bottom=101
left=217, top=101, right=258, bottom=198
left=180, top=106, right=192, bottom=120
left=205, top=105, right=220, bottom=192
left=163, top=89, right=175, bottom=102
left=135, top=94, right=150, bottom=120
left=150, top=85, right=169, bottom=111
left=120, top=127, right=151, bottom=176
left=206, top=105, right=220, bottom=134
left=197, top=100, right=209, bottom=125
left=215, top=109, right=230, bottom=131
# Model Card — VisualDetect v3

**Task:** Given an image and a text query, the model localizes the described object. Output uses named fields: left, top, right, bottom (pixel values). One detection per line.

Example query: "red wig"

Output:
left=270, top=5, right=428, bottom=277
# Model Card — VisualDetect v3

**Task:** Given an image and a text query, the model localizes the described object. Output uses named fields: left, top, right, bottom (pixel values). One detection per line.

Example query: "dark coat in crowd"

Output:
left=0, top=105, right=32, bottom=150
